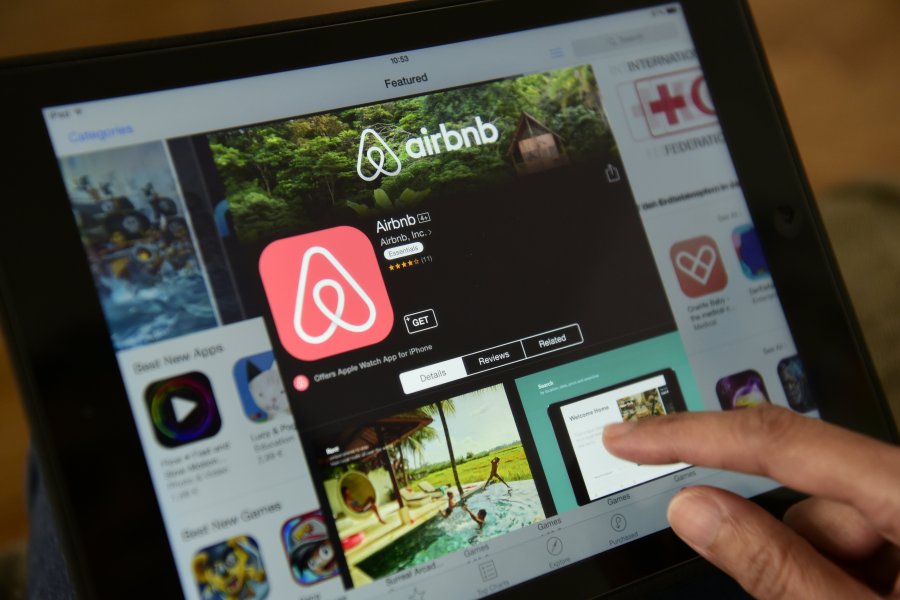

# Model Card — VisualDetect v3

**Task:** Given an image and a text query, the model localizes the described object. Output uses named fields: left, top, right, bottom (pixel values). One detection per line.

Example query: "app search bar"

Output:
left=572, top=22, right=680, bottom=57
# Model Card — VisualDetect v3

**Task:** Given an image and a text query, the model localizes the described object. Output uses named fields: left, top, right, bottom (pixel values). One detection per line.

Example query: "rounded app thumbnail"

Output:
left=144, top=371, right=221, bottom=447
left=715, top=370, right=769, bottom=411
left=670, top=235, right=728, bottom=298
left=732, top=224, right=769, bottom=279
left=282, top=511, right=339, bottom=585
left=193, top=535, right=269, bottom=600
left=234, top=351, right=290, bottom=424
left=258, top=226, right=393, bottom=362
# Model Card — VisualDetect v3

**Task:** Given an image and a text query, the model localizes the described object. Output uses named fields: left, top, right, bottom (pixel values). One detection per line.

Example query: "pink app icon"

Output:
left=259, top=226, right=393, bottom=361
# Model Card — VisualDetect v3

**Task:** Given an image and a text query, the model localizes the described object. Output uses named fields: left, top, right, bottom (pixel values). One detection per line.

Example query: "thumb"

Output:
left=667, top=487, right=877, bottom=600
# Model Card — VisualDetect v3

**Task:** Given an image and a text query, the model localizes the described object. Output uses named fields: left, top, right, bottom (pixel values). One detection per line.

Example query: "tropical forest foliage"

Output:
left=208, top=65, right=614, bottom=242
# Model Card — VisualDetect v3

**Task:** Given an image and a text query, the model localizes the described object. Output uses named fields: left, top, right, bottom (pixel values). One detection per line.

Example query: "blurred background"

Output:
left=1, top=0, right=899, bottom=595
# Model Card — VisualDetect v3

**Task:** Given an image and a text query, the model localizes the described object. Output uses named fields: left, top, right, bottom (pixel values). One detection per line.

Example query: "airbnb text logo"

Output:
left=355, top=117, right=499, bottom=181
left=259, top=227, right=393, bottom=361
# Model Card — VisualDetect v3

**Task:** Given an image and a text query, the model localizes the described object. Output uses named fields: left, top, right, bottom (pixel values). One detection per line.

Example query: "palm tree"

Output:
left=398, top=424, right=440, bottom=484
left=420, top=399, right=463, bottom=498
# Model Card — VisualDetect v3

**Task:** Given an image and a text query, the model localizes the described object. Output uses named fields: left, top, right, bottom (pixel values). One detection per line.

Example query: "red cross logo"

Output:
left=620, top=67, right=719, bottom=139
left=649, top=84, right=687, bottom=125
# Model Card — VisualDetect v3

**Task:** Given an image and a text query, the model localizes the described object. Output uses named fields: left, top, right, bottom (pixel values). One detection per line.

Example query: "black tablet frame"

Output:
left=0, top=0, right=895, bottom=597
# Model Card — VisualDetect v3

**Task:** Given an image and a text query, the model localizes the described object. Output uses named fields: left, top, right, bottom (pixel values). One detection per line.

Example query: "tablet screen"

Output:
left=41, top=2, right=815, bottom=597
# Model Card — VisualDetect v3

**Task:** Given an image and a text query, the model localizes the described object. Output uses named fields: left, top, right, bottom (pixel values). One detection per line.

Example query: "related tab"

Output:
left=522, top=325, right=583, bottom=357
left=462, top=341, right=526, bottom=374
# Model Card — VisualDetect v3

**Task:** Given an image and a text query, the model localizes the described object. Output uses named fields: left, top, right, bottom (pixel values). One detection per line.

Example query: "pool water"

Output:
left=357, top=479, right=544, bottom=579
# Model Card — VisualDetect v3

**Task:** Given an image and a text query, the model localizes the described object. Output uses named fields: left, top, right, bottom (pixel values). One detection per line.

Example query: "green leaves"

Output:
left=208, top=64, right=616, bottom=243
left=373, top=188, right=393, bottom=210
left=371, top=187, right=431, bottom=212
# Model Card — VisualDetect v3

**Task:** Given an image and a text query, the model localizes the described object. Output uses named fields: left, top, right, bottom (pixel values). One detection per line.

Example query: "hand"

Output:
left=603, top=405, right=900, bottom=599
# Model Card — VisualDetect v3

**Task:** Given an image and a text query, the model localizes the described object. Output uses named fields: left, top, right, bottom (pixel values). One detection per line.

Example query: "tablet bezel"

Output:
left=0, top=0, right=895, bottom=597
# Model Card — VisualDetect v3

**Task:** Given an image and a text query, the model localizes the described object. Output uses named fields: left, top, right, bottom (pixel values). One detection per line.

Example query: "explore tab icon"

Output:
left=259, top=226, right=394, bottom=361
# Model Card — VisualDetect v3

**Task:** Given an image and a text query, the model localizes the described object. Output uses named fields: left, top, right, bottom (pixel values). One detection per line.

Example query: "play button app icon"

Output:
left=145, top=372, right=221, bottom=448
left=172, top=396, right=198, bottom=423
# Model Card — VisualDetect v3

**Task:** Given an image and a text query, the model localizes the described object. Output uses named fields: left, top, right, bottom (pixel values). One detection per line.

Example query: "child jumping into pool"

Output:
left=440, top=490, right=456, bottom=517
left=481, top=457, right=511, bottom=490
left=341, top=485, right=386, bottom=524
left=462, top=504, right=487, bottom=531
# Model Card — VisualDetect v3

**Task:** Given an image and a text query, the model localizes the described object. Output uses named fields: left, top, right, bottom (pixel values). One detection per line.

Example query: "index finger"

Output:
left=602, top=404, right=900, bottom=546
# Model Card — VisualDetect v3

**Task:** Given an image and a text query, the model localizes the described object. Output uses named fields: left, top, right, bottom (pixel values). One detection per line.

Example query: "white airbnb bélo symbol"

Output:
left=356, top=129, right=401, bottom=181
left=293, top=246, right=377, bottom=344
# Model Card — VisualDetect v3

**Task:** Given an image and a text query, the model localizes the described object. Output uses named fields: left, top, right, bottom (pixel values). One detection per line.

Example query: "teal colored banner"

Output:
left=515, top=333, right=701, bottom=513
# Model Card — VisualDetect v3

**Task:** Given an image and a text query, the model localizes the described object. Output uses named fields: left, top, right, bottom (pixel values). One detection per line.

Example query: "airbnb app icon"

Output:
left=259, top=226, right=393, bottom=361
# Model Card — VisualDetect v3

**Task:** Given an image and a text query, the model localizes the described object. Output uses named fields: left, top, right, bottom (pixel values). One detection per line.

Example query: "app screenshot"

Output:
left=259, top=226, right=393, bottom=361
left=144, top=372, right=221, bottom=448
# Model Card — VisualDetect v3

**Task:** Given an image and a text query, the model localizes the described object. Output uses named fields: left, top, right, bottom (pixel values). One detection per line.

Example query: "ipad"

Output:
left=0, top=0, right=895, bottom=598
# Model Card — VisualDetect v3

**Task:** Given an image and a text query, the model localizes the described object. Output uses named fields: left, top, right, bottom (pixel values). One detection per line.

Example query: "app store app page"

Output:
left=46, top=4, right=810, bottom=599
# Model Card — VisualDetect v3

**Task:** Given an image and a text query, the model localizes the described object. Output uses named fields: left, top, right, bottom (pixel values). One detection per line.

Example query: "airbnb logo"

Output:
left=259, top=227, right=393, bottom=360
left=357, top=129, right=402, bottom=182
left=355, top=117, right=499, bottom=181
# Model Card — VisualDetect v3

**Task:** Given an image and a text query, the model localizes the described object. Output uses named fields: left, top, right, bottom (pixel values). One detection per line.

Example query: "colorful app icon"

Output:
left=715, top=370, right=770, bottom=410
left=259, top=226, right=393, bottom=361
left=144, top=372, right=221, bottom=448
left=234, top=351, right=290, bottom=423
left=732, top=225, right=769, bottom=279
left=778, top=356, right=816, bottom=413
left=193, top=536, right=269, bottom=600
left=282, top=511, right=340, bottom=586
left=670, top=235, right=728, bottom=298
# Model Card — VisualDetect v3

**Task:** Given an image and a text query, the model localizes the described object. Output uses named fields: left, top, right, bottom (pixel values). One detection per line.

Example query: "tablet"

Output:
left=0, top=0, right=895, bottom=598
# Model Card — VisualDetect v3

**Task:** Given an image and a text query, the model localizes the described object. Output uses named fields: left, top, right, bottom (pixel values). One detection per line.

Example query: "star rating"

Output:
left=388, top=258, right=423, bottom=271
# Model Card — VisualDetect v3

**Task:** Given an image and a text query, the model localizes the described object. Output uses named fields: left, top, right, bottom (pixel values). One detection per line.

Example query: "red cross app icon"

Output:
left=617, top=67, right=718, bottom=140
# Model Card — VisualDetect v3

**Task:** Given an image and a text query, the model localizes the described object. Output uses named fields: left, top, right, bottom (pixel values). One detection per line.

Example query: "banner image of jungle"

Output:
left=206, top=65, right=617, bottom=245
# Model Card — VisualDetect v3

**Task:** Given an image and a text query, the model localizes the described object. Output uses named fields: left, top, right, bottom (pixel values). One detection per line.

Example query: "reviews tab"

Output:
left=462, top=342, right=526, bottom=374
